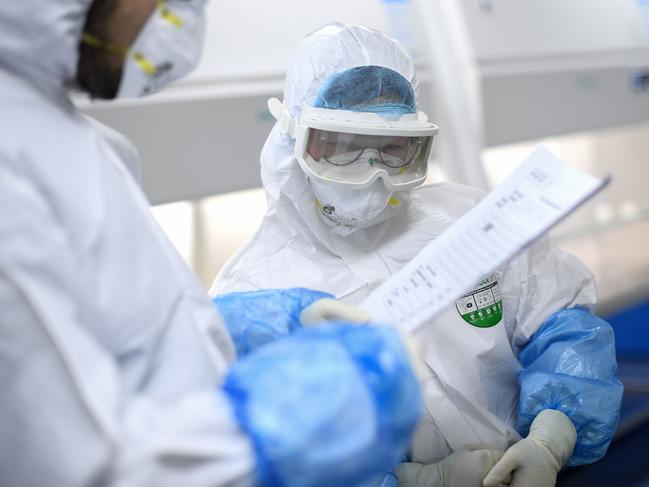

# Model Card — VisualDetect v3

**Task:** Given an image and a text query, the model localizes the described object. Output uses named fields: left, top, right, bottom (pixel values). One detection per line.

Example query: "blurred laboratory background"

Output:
left=77, top=1, right=649, bottom=484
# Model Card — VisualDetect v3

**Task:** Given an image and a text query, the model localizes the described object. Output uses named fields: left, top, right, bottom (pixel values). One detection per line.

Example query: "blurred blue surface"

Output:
left=556, top=298, right=649, bottom=485
left=604, top=300, right=649, bottom=356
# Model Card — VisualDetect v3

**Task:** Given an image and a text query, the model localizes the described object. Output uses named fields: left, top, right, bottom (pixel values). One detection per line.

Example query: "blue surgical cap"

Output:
left=312, top=65, right=416, bottom=119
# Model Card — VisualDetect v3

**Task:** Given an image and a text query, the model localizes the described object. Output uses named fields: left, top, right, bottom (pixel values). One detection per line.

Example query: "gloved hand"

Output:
left=213, top=288, right=332, bottom=357
left=300, top=297, right=371, bottom=325
left=301, top=298, right=431, bottom=382
left=483, top=409, right=577, bottom=487
left=397, top=445, right=504, bottom=487
left=222, top=323, right=422, bottom=487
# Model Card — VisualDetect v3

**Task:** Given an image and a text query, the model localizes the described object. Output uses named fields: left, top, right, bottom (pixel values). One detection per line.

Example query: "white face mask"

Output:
left=118, top=0, right=206, bottom=98
left=310, top=178, right=400, bottom=228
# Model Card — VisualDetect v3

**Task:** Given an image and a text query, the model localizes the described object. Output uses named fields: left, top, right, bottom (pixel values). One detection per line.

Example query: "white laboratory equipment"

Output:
left=408, top=0, right=649, bottom=315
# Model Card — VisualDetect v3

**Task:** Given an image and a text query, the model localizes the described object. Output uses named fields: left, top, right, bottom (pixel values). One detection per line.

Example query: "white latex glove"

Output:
left=397, top=445, right=504, bottom=487
left=483, top=409, right=577, bottom=487
left=300, top=298, right=430, bottom=381
left=300, top=298, right=371, bottom=325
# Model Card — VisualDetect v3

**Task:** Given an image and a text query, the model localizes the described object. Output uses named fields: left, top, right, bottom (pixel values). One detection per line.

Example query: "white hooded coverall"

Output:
left=211, top=23, right=598, bottom=464
left=0, top=1, right=257, bottom=485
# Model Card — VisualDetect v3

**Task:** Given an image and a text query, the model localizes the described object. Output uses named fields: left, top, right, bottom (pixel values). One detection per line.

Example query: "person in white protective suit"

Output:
left=212, top=23, right=624, bottom=487
left=0, top=3, right=425, bottom=486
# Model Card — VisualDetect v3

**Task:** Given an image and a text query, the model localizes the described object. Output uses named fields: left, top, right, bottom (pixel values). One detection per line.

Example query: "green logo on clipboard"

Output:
left=455, top=275, right=503, bottom=328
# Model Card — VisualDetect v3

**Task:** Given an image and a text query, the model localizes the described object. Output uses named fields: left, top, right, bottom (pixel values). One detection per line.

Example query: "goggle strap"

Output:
left=267, top=98, right=297, bottom=138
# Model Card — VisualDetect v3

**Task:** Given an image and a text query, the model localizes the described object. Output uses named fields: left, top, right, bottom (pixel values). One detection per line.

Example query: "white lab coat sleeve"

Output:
left=0, top=166, right=256, bottom=486
left=500, top=236, right=598, bottom=349
left=87, top=116, right=142, bottom=184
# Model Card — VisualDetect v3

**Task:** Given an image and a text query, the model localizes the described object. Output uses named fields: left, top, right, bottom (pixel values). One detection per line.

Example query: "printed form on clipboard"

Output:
left=360, top=144, right=611, bottom=334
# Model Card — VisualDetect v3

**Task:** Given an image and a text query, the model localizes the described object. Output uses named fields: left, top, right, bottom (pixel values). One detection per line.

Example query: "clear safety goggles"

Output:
left=268, top=98, right=438, bottom=190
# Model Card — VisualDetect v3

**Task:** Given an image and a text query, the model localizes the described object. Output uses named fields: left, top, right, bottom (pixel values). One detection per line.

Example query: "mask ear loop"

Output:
left=268, top=98, right=298, bottom=137
left=81, top=0, right=184, bottom=78
left=157, top=0, right=184, bottom=27
left=81, top=33, right=156, bottom=77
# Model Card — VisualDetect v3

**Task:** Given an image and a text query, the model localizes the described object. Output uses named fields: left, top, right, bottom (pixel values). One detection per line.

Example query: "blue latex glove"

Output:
left=517, top=308, right=624, bottom=466
left=213, top=288, right=333, bottom=357
left=222, top=323, right=421, bottom=487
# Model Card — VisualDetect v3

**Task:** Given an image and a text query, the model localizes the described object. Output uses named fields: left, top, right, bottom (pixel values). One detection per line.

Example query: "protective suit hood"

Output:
left=213, top=22, right=604, bottom=466
left=0, top=0, right=91, bottom=94
left=260, top=22, right=418, bottom=241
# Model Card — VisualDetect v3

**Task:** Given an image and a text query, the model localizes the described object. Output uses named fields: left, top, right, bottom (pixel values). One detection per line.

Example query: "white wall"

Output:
left=190, top=0, right=395, bottom=81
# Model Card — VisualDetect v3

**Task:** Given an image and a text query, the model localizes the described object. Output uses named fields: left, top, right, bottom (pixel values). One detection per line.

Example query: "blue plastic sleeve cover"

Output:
left=213, top=288, right=333, bottom=357
left=517, top=308, right=624, bottom=466
left=222, top=323, right=421, bottom=487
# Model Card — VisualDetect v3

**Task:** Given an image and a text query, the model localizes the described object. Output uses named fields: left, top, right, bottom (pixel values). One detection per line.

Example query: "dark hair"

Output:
left=76, top=0, right=123, bottom=99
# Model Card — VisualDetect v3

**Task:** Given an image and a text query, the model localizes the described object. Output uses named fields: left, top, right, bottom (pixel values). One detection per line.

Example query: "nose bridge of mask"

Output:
left=313, top=148, right=418, bottom=192
left=345, top=151, right=402, bottom=185
left=310, top=177, right=396, bottom=224
left=345, top=148, right=407, bottom=172
left=329, top=147, right=378, bottom=165
left=116, top=0, right=206, bottom=98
